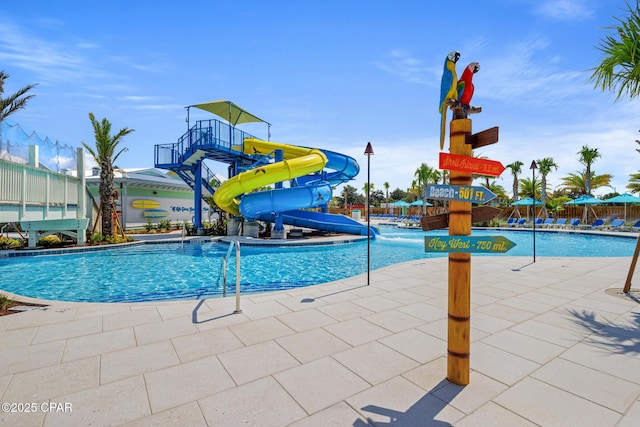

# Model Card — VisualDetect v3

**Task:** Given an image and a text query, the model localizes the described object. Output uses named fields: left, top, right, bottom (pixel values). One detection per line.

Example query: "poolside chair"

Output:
left=581, top=218, right=604, bottom=229
left=505, top=218, right=516, bottom=227
left=552, top=218, right=567, bottom=228
left=607, top=219, right=625, bottom=230
left=567, top=218, right=581, bottom=228
left=515, top=218, right=526, bottom=227
left=541, top=218, right=555, bottom=228
left=629, top=220, right=640, bottom=232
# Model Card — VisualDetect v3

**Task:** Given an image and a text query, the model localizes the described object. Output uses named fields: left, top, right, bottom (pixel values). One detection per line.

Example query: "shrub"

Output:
left=90, top=233, right=105, bottom=244
left=105, top=235, right=133, bottom=244
left=0, top=293, right=11, bottom=310
left=0, top=237, right=22, bottom=249
left=38, top=235, right=61, bottom=247
left=157, top=219, right=172, bottom=231
left=144, top=219, right=154, bottom=232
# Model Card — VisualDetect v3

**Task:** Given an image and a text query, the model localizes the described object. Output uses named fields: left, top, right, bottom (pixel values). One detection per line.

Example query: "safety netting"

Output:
left=0, top=121, right=77, bottom=172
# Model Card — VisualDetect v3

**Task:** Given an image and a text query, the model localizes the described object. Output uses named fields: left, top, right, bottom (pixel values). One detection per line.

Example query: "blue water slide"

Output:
left=239, top=146, right=376, bottom=237
left=295, top=148, right=359, bottom=186
left=240, top=181, right=333, bottom=220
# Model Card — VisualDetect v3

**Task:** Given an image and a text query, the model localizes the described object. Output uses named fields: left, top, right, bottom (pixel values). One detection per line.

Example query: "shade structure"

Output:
left=602, top=193, right=640, bottom=221
left=191, top=100, right=269, bottom=126
left=564, top=195, right=602, bottom=205
left=602, top=193, right=640, bottom=204
left=409, top=200, right=433, bottom=207
left=390, top=200, right=409, bottom=216
left=511, top=197, right=542, bottom=206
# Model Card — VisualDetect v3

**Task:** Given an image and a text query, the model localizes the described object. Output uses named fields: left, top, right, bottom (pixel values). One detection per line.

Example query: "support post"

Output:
left=447, top=118, right=472, bottom=385
left=194, top=160, right=203, bottom=234
left=624, top=235, right=640, bottom=293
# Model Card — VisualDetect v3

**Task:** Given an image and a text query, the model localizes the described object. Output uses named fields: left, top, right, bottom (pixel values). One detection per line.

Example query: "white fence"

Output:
left=0, top=148, right=94, bottom=225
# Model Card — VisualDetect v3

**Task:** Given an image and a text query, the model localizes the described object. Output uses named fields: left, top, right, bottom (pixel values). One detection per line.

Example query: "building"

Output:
left=85, top=168, right=220, bottom=230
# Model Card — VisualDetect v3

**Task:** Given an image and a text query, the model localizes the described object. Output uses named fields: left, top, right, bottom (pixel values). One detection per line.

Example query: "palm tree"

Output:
left=589, top=1, right=640, bottom=100
left=536, top=157, right=558, bottom=217
left=505, top=161, right=524, bottom=202
left=627, top=172, right=640, bottom=193
left=559, top=171, right=612, bottom=196
left=383, top=181, right=390, bottom=215
left=0, top=70, right=37, bottom=144
left=577, top=146, right=601, bottom=195
left=0, top=70, right=37, bottom=122
left=363, top=182, right=374, bottom=218
left=518, top=177, right=541, bottom=200
left=414, top=163, right=439, bottom=215
left=82, top=113, right=134, bottom=237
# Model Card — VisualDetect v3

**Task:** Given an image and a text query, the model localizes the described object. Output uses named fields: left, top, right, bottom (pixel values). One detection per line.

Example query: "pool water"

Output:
left=0, top=226, right=636, bottom=303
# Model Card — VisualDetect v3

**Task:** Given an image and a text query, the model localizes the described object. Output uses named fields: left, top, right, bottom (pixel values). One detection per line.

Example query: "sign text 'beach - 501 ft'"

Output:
left=426, top=184, right=496, bottom=204
left=424, top=235, right=516, bottom=253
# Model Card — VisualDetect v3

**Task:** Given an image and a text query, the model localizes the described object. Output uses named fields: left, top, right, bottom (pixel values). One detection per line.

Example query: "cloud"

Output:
left=533, top=0, right=595, bottom=21
left=476, top=39, right=587, bottom=104
left=0, top=20, right=102, bottom=84
left=374, top=50, right=433, bottom=84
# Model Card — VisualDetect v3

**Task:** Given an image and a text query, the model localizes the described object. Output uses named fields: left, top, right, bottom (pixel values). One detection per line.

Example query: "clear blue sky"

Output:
left=1, top=0, right=637, bottom=197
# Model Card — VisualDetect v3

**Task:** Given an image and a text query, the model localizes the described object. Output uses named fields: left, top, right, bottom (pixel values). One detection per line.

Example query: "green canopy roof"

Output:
left=191, top=100, right=269, bottom=126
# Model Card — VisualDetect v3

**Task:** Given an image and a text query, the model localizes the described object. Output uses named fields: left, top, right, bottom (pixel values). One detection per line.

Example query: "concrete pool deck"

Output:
left=1, top=254, right=640, bottom=426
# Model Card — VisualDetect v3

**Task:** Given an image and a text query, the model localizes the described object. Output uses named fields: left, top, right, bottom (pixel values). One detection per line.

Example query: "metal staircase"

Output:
left=154, top=118, right=257, bottom=198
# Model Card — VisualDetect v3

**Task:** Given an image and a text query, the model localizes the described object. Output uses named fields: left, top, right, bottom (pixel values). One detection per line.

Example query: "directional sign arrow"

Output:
left=439, top=152, right=505, bottom=177
left=465, top=127, right=499, bottom=149
left=426, top=184, right=496, bottom=204
left=420, top=206, right=501, bottom=231
left=424, top=235, right=516, bottom=253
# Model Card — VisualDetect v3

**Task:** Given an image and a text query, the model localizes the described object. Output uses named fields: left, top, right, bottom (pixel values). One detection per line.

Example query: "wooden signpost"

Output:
left=433, top=110, right=505, bottom=385
left=433, top=52, right=510, bottom=385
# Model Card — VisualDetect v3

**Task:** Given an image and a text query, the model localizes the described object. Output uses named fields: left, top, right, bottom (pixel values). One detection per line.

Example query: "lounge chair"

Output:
left=527, top=218, right=543, bottom=227
left=552, top=218, right=567, bottom=228
left=515, top=218, right=526, bottom=227
left=580, top=218, right=604, bottom=229
left=608, top=219, right=625, bottom=230
left=567, top=218, right=581, bottom=228
left=505, top=218, right=516, bottom=227
left=629, top=220, right=640, bottom=231
left=541, top=218, right=555, bottom=228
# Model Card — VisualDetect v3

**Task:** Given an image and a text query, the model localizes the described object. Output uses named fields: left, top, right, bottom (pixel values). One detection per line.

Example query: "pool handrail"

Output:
left=221, top=240, right=242, bottom=314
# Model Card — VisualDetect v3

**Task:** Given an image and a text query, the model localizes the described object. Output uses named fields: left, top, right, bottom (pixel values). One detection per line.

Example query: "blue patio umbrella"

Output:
left=390, top=200, right=410, bottom=216
left=511, top=197, right=542, bottom=220
left=511, top=197, right=542, bottom=206
left=602, top=193, right=640, bottom=221
left=409, top=200, right=433, bottom=207
left=564, top=195, right=601, bottom=205
left=565, top=195, right=602, bottom=222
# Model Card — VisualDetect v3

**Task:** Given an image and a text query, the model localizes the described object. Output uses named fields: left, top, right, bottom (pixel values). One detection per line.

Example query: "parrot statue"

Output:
left=457, top=62, right=480, bottom=107
left=439, top=51, right=460, bottom=150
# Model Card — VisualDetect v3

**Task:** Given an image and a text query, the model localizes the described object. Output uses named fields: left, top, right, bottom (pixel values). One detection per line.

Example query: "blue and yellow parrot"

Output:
left=439, top=51, right=460, bottom=150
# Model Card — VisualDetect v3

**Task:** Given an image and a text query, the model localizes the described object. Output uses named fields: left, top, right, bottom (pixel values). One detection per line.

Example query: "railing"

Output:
left=154, top=118, right=258, bottom=167
left=221, top=240, right=242, bottom=314
left=0, top=159, right=88, bottom=223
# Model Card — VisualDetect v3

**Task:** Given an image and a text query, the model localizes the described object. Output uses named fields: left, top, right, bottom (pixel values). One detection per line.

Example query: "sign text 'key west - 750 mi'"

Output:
left=424, top=235, right=516, bottom=253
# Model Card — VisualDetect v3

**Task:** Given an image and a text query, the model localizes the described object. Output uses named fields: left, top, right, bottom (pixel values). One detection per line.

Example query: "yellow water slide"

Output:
left=213, top=138, right=328, bottom=216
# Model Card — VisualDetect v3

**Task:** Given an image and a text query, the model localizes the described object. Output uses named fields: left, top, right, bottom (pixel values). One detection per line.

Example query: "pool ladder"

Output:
left=222, top=240, right=242, bottom=314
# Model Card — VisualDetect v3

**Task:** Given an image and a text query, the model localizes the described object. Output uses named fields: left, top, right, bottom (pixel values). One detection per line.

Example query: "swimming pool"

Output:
left=0, top=225, right=636, bottom=303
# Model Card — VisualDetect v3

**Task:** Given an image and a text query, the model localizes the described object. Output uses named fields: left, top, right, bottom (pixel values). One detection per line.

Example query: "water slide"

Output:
left=213, top=138, right=376, bottom=236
